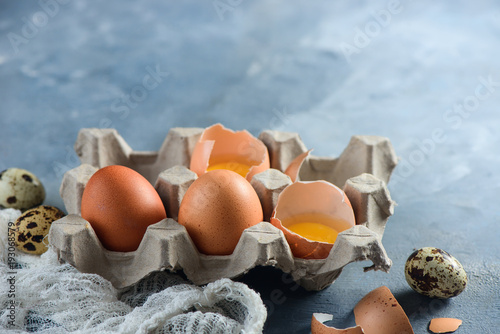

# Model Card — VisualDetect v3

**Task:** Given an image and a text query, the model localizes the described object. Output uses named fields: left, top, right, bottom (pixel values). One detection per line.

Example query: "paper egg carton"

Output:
left=49, top=127, right=398, bottom=291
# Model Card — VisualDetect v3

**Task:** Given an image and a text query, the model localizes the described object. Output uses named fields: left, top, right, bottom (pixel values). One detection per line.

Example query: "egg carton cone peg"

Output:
left=343, top=173, right=395, bottom=237
left=60, top=164, right=97, bottom=215
left=154, top=166, right=198, bottom=220
left=51, top=127, right=398, bottom=291
left=259, top=131, right=397, bottom=186
left=258, top=130, right=309, bottom=172
left=74, top=127, right=203, bottom=183
left=250, top=168, right=293, bottom=222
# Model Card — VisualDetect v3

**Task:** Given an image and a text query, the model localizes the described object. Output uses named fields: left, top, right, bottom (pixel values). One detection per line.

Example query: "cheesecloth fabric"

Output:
left=0, top=208, right=267, bottom=334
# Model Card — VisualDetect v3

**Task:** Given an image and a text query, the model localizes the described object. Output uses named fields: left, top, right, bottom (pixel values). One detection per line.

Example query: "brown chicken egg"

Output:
left=81, top=165, right=167, bottom=252
left=178, top=169, right=263, bottom=255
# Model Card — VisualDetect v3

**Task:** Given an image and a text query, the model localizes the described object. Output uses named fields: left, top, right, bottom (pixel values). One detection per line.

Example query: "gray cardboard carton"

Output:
left=49, top=127, right=397, bottom=291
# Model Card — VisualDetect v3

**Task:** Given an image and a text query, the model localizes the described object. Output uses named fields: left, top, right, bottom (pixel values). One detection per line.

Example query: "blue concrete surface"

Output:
left=1, top=0, right=499, bottom=332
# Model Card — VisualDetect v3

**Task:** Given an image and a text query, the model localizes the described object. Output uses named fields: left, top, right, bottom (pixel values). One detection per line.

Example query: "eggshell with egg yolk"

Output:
left=270, top=180, right=355, bottom=259
left=189, top=123, right=270, bottom=181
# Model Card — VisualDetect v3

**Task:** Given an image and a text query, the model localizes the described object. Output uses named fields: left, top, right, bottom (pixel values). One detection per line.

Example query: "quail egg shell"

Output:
left=0, top=168, right=46, bottom=210
left=15, top=205, right=65, bottom=254
left=405, top=247, right=467, bottom=298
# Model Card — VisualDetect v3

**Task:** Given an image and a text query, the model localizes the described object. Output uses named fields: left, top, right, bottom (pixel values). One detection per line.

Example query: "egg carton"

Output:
left=49, top=127, right=398, bottom=291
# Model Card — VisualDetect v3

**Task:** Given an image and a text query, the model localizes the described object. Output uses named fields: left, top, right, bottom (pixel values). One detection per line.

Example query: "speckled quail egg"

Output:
left=405, top=247, right=467, bottom=298
left=0, top=168, right=45, bottom=210
left=15, top=205, right=65, bottom=254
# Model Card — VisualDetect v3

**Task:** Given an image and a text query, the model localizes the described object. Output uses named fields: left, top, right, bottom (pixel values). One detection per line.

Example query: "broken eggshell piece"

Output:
left=189, top=123, right=270, bottom=181
left=353, top=286, right=414, bottom=334
left=311, top=313, right=364, bottom=334
left=270, top=180, right=356, bottom=259
left=284, top=149, right=312, bottom=182
left=312, top=286, right=413, bottom=334
left=429, top=318, right=462, bottom=333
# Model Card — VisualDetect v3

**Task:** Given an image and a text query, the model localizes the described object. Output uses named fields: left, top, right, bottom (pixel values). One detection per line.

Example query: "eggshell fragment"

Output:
left=270, top=181, right=355, bottom=259
left=178, top=169, right=263, bottom=255
left=189, top=123, right=270, bottom=181
left=353, top=286, right=414, bottom=334
left=311, top=313, right=364, bottom=334
left=81, top=165, right=167, bottom=252
left=284, top=149, right=312, bottom=182
left=429, top=318, right=462, bottom=333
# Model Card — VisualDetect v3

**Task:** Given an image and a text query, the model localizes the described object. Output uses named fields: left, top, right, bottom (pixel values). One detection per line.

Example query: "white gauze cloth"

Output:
left=0, top=208, right=267, bottom=333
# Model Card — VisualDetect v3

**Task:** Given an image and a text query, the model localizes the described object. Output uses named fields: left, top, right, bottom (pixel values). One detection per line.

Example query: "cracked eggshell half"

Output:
left=270, top=180, right=355, bottom=259
left=353, top=286, right=414, bottom=334
left=189, top=123, right=270, bottom=181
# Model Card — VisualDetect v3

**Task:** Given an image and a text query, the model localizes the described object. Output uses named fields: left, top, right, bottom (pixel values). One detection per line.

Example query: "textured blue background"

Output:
left=1, top=0, right=499, bottom=332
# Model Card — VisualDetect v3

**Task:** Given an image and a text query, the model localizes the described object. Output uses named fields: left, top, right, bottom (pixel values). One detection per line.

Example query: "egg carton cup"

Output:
left=50, top=127, right=398, bottom=291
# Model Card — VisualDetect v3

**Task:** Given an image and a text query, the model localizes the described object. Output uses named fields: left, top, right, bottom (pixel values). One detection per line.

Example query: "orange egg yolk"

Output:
left=282, top=213, right=353, bottom=244
left=207, top=157, right=255, bottom=178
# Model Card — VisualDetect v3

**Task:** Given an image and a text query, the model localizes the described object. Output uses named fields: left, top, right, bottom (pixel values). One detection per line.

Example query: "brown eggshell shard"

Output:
left=189, top=123, right=270, bottom=181
left=429, top=318, right=462, bottom=333
left=311, top=313, right=364, bottom=334
left=270, top=181, right=355, bottom=259
left=81, top=165, right=167, bottom=252
left=353, top=286, right=414, bottom=334
left=178, top=169, right=264, bottom=255
left=284, top=149, right=312, bottom=182
left=189, top=139, right=215, bottom=178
